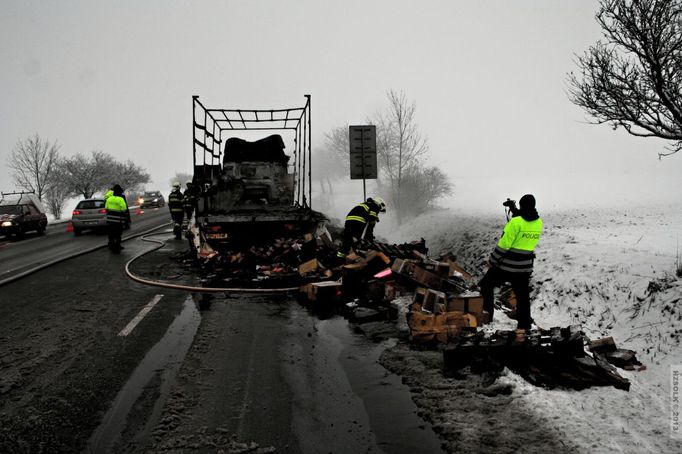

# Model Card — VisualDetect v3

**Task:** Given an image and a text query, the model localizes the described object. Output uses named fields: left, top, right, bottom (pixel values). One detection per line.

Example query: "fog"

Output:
left=1, top=0, right=680, bottom=211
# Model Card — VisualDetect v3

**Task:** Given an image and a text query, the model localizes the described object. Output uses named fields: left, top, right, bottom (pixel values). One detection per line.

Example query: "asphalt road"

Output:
left=0, top=207, right=171, bottom=283
left=0, top=220, right=444, bottom=453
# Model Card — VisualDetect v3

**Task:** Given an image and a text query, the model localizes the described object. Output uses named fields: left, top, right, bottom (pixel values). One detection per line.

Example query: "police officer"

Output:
left=168, top=182, right=184, bottom=239
left=183, top=180, right=197, bottom=221
left=336, top=197, right=386, bottom=262
left=479, top=194, right=543, bottom=331
left=105, top=184, right=128, bottom=252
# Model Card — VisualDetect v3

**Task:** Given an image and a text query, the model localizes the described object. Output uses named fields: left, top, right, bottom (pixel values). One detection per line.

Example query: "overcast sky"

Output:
left=1, top=0, right=680, bottom=211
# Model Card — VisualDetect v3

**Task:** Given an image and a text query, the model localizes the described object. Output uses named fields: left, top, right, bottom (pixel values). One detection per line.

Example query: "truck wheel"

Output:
left=73, top=228, right=82, bottom=236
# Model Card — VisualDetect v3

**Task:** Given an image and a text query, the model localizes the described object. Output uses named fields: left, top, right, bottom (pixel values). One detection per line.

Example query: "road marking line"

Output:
left=118, top=294, right=164, bottom=337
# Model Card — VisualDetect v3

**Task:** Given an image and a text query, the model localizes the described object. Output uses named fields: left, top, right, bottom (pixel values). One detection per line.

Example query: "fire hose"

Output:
left=125, top=231, right=302, bottom=293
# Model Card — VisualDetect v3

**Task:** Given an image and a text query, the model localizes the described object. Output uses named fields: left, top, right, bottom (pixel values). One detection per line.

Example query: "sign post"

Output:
left=349, top=125, right=377, bottom=200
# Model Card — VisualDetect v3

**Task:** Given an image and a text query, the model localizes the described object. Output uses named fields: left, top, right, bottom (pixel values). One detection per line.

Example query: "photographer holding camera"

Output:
left=479, top=194, right=543, bottom=332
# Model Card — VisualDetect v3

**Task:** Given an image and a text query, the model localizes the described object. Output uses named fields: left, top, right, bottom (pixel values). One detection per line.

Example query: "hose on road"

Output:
left=124, top=232, right=302, bottom=293
left=0, top=222, right=172, bottom=288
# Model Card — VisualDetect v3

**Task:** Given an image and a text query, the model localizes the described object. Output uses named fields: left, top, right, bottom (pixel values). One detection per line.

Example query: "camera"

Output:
left=502, top=198, right=516, bottom=208
left=502, top=198, right=519, bottom=216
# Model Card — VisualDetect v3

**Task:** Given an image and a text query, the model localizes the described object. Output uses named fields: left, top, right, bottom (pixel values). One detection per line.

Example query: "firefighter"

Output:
left=104, top=186, right=113, bottom=201
left=168, top=182, right=184, bottom=239
left=336, top=197, right=386, bottom=262
left=479, top=194, right=543, bottom=332
left=183, top=180, right=197, bottom=221
left=105, top=184, right=128, bottom=252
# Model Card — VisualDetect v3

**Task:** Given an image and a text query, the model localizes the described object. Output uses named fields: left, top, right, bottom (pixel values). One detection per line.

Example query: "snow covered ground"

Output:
left=380, top=203, right=682, bottom=453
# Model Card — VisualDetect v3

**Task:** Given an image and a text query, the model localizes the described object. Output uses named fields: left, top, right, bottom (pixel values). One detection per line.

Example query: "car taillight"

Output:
left=210, top=225, right=221, bottom=232
left=99, top=209, right=107, bottom=214
left=72, top=210, right=81, bottom=215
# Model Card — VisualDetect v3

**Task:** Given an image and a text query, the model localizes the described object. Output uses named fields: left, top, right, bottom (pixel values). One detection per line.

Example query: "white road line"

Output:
left=118, top=294, right=164, bottom=337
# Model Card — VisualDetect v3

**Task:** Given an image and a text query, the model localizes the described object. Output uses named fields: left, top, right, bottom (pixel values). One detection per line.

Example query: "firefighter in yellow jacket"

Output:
left=479, top=194, right=542, bottom=331
left=105, top=184, right=128, bottom=252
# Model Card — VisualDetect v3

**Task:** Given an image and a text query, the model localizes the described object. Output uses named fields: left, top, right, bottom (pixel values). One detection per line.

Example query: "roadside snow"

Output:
left=380, top=203, right=682, bottom=453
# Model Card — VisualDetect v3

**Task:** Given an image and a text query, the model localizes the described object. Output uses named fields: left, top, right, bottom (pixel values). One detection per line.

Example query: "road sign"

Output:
left=349, top=125, right=377, bottom=180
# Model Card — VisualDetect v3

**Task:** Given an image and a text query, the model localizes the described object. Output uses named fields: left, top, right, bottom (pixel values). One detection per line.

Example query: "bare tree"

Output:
left=311, top=126, right=351, bottom=211
left=568, top=0, right=682, bottom=158
left=60, top=151, right=116, bottom=198
left=111, top=160, right=151, bottom=194
left=372, top=90, right=428, bottom=222
left=380, top=165, right=453, bottom=219
left=7, top=134, right=60, bottom=200
left=43, top=161, right=72, bottom=219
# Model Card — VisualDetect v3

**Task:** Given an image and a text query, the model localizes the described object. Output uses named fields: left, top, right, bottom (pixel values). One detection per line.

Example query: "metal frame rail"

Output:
left=192, top=95, right=312, bottom=209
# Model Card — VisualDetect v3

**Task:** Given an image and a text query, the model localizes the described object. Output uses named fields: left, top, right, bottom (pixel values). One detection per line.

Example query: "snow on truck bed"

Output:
left=382, top=203, right=682, bottom=453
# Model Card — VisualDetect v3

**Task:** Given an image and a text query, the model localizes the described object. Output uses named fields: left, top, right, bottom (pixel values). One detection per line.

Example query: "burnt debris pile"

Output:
left=181, top=230, right=644, bottom=391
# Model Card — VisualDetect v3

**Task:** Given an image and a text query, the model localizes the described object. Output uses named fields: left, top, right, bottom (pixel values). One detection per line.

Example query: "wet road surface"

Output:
left=0, top=229, right=444, bottom=453
left=0, top=207, right=170, bottom=283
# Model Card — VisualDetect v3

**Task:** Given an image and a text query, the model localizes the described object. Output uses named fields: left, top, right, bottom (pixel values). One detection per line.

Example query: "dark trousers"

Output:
left=171, top=212, right=184, bottom=238
left=184, top=208, right=193, bottom=221
left=339, top=220, right=366, bottom=256
left=479, top=266, right=532, bottom=329
left=108, top=223, right=123, bottom=252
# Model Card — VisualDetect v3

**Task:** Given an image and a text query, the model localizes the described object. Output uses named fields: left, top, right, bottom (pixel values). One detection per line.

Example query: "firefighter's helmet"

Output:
left=374, top=196, right=386, bottom=212
left=172, top=182, right=180, bottom=189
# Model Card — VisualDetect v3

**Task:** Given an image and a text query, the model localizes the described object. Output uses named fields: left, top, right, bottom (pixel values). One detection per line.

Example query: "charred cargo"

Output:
left=190, top=96, right=325, bottom=255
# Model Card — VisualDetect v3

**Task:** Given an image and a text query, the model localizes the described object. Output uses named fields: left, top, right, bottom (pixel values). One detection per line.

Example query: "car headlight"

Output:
left=1, top=221, right=12, bottom=227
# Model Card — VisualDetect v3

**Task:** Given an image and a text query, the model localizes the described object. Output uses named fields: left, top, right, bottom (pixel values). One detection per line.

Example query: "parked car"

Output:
left=0, top=192, right=48, bottom=238
left=138, top=191, right=165, bottom=208
left=72, top=198, right=130, bottom=236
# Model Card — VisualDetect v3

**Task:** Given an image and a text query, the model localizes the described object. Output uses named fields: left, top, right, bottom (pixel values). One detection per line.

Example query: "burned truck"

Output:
left=189, top=96, right=326, bottom=257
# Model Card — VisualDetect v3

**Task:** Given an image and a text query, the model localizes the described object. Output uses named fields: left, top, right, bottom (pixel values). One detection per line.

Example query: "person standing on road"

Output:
left=479, top=194, right=543, bottom=331
left=182, top=180, right=197, bottom=222
left=168, top=182, right=184, bottom=239
left=105, top=184, right=128, bottom=252
left=336, top=197, right=386, bottom=262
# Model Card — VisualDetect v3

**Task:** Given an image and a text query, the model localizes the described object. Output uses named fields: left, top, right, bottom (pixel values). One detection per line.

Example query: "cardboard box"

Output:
left=384, top=281, right=405, bottom=301
left=391, top=258, right=416, bottom=275
left=447, top=260, right=473, bottom=281
left=312, top=281, right=342, bottom=302
left=446, top=293, right=484, bottom=313
left=412, top=266, right=444, bottom=289
left=298, top=258, right=319, bottom=276
left=421, top=289, right=446, bottom=313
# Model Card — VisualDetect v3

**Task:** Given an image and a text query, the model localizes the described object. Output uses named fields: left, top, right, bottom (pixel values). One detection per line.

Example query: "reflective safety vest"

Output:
left=489, top=216, right=543, bottom=273
left=105, top=195, right=128, bottom=224
left=183, top=188, right=196, bottom=209
left=168, top=190, right=184, bottom=213
left=104, top=189, right=113, bottom=201
left=345, top=201, right=380, bottom=224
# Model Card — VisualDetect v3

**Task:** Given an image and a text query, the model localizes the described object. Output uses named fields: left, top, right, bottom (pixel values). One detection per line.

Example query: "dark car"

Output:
left=0, top=192, right=48, bottom=238
left=138, top=191, right=165, bottom=208
left=72, top=198, right=130, bottom=236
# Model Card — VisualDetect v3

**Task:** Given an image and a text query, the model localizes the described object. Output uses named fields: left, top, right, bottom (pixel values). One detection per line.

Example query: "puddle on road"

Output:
left=320, top=318, right=445, bottom=453
left=86, top=296, right=200, bottom=453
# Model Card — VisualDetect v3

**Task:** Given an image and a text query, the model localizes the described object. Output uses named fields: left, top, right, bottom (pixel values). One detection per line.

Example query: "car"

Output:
left=71, top=198, right=131, bottom=236
left=0, top=192, right=48, bottom=238
left=138, top=191, right=165, bottom=208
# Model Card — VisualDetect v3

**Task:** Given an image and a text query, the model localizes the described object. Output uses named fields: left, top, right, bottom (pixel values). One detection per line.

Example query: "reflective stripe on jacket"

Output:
left=489, top=216, right=543, bottom=273
left=345, top=201, right=381, bottom=224
left=105, top=196, right=128, bottom=224
left=168, top=190, right=184, bottom=213
left=182, top=189, right=196, bottom=208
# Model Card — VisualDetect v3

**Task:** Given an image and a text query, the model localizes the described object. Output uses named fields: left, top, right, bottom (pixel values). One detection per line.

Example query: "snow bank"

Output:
left=380, top=203, right=682, bottom=453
